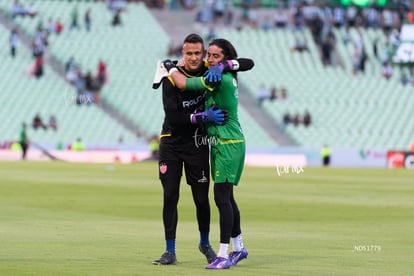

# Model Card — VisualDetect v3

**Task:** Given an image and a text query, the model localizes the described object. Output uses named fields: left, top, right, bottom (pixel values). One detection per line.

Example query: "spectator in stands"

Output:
left=292, top=3, right=305, bottom=31
left=26, top=1, right=37, bottom=17
left=212, top=0, right=225, bottom=22
left=274, top=8, right=288, bottom=28
left=112, top=10, right=122, bottom=26
left=223, top=5, right=233, bottom=26
left=292, top=113, right=301, bottom=127
left=32, top=113, right=47, bottom=130
left=206, top=27, right=217, bottom=41
left=407, top=9, right=414, bottom=24
left=291, top=37, right=309, bottom=53
left=74, top=68, right=86, bottom=105
left=97, top=59, right=108, bottom=86
left=321, top=35, right=334, bottom=66
left=33, top=55, right=44, bottom=79
left=70, top=6, right=79, bottom=30
left=269, top=85, right=277, bottom=101
left=352, top=30, right=366, bottom=75
left=10, top=28, right=19, bottom=58
left=280, top=86, right=288, bottom=101
left=48, top=115, right=58, bottom=131
left=84, top=8, right=92, bottom=32
left=381, top=7, right=393, bottom=35
left=19, top=122, right=29, bottom=160
left=55, top=18, right=63, bottom=35
left=108, top=0, right=126, bottom=13
left=261, top=16, right=272, bottom=31
left=32, top=26, right=47, bottom=58
left=372, top=37, right=379, bottom=60
left=364, top=5, right=380, bottom=28
left=10, top=0, right=25, bottom=18
left=281, top=112, right=291, bottom=131
left=46, top=18, right=56, bottom=34
left=303, top=110, right=311, bottom=127
left=84, top=71, right=95, bottom=101
left=65, top=57, right=77, bottom=84
left=381, top=62, right=393, bottom=80
left=332, top=5, right=346, bottom=28
left=400, top=72, right=409, bottom=86
left=346, top=4, right=358, bottom=28
left=257, top=84, right=268, bottom=106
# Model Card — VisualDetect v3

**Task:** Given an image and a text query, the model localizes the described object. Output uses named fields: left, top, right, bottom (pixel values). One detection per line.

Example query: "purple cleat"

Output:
left=205, top=257, right=231, bottom=269
left=229, top=248, right=248, bottom=266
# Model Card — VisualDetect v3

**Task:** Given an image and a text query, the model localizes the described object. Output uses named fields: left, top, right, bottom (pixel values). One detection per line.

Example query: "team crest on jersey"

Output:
left=159, top=163, right=168, bottom=174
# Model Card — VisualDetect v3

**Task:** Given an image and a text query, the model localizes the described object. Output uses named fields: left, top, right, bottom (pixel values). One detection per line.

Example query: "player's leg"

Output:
left=229, top=190, right=248, bottom=266
left=206, top=182, right=233, bottom=269
left=228, top=141, right=248, bottom=266
left=153, top=159, right=182, bottom=265
left=183, top=146, right=216, bottom=263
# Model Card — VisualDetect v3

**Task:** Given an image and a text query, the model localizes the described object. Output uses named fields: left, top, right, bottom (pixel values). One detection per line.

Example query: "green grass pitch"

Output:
left=0, top=161, right=413, bottom=275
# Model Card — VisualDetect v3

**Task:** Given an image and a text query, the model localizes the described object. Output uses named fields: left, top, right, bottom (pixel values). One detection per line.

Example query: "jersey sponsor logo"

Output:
left=182, top=94, right=205, bottom=108
left=159, top=163, right=168, bottom=174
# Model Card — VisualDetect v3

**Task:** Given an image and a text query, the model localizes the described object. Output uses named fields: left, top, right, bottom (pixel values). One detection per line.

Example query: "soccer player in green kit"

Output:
left=163, top=38, right=253, bottom=269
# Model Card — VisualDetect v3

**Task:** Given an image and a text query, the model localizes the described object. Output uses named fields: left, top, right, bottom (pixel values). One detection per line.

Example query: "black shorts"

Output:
left=158, top=141, right=209, bottom=186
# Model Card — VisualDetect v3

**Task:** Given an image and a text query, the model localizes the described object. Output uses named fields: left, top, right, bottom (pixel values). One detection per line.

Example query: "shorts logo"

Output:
left=159, top=163, right=168, bottom=174
left=198, top=170, right=208, bottom=183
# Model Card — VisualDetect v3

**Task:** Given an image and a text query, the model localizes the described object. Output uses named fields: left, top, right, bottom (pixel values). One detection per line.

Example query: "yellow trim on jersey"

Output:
left=160, top=133, right=172, bottom=139
left=220, top=139, right=244, bottom=145
left=167, top=65, right=206, bottom=88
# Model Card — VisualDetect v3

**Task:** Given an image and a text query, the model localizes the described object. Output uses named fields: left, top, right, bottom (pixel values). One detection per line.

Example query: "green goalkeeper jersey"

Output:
left=186, top=72, right=244, bottom=140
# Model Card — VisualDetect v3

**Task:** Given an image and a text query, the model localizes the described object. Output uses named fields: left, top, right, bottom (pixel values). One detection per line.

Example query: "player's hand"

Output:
left=204, top=65, right=223, bottom=86
left=162, top=59, right=177, bottom=73
left=191, top=105, right=228, bottom=125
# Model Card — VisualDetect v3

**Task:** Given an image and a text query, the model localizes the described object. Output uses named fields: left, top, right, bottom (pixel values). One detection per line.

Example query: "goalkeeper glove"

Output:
left=162, top=59, right=178, bottom=74
left=204, top=60, right=235, bottom=86
left=191, top=105, right=228, bottom=125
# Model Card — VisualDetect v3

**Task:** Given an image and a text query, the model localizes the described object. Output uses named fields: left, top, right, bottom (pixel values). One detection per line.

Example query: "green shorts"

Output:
left=210, top=138, right=245, bottom=186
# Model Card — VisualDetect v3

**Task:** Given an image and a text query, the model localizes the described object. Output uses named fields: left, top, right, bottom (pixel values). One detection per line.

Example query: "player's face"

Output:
left=182, top=42, right=205, bottom=72
left=207, top=45, right=225, bottom=67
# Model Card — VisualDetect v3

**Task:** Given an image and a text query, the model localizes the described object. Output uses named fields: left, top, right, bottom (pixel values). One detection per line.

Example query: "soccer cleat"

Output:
left=152, top=251, right=176, bottom=265
left=205, top=257, right=231, bottom=269
left=199, top=244, right=217, bottom=264
left=229, top=247, right=248, bottom=266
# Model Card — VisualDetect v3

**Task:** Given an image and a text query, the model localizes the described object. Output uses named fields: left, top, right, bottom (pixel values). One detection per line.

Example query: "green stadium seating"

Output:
left=215, top=26, right=414, bottom=150
left=0, top=22, right=138, bottom=148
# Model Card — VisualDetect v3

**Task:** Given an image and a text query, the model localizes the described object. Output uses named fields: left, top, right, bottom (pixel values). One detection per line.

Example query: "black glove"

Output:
left=162, top=59, right=177, bottom=73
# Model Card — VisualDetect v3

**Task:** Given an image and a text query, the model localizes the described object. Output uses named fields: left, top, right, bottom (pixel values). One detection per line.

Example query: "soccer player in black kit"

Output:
left=153, top=33, right=224, bottom=265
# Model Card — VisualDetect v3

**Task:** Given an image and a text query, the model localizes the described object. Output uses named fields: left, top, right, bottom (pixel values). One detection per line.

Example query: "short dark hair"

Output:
left=183, top=33, right=204, bottom=45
